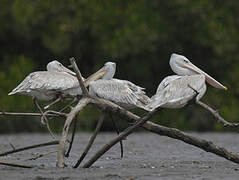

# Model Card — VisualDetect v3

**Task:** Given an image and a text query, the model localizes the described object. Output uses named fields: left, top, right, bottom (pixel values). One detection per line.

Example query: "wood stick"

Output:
left=0, top=161, right=33, bottom=168
left=197, top=101, right=239, bottom=127
left=57, top=98, right=90, bottom=168
left=0, top=140, right=59, bottom=157
left=82, top=108, right=158, bottom=168
left=65, top=115, right=78, bottom=157
left=69, top=57, right=89, bottom=96
left=0, top=111, right=61, bottom=117
left=81, top=98, right=239, bottom=167
left=74, top=113, right=105, bottom=168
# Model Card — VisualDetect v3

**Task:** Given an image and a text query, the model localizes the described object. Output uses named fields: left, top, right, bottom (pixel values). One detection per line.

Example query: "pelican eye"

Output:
left=183, top=59, right=189, bottom=63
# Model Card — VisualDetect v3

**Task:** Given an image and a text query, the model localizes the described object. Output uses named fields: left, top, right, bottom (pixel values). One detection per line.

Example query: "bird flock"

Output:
left=8, top=53, right=227, bottom=119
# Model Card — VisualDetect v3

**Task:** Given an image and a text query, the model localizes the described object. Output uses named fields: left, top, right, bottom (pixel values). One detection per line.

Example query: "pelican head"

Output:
left=47, top=60, right=76, bottom=76
left=169, top=53, right=227, bottom=90
left=84, top=61, right=116, bottom=86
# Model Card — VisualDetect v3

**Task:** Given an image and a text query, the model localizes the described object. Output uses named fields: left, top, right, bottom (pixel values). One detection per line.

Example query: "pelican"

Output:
left=88, top=63, right=151, bottom=111
left=147, top=53, right=227, bottom=109
left=8, top=60, right=112, bottom=101
left=74, top=62, right=151, bottom=167
left=8, top=60, right=113, bottom=123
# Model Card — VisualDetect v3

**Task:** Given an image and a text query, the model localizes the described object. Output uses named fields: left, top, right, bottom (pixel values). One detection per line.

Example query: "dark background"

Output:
left=0, top=0, right=238, bottom=133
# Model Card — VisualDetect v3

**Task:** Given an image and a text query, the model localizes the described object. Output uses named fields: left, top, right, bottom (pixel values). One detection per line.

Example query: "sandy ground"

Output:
left=0, top=132, right=239, bottom=180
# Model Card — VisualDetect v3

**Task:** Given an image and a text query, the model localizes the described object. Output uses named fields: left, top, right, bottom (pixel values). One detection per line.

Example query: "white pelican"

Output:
left=88, top=63, right=151, bottom=111
left=8, top=60, right=113, bottom=123
left=147, top=53, right=227, bottom=109
left=8, top=60, right=112, bottom=101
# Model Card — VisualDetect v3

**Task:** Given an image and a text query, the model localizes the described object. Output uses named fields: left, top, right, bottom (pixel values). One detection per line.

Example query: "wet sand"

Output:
left=0, top=132, right=239, bottom=180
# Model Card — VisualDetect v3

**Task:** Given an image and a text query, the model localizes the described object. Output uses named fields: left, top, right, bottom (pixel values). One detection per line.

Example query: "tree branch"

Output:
left=57, top=97, right=90, bottom=168
left=0, top=111, right=64, bottom=117
left=0, top=140, right=59, bottom=157
left=74, top=113, right=105, bottom=168
left=69, top=57, right=89, bottom=96
left=81, top=98, right=239, bottom=167
left=0, top=161, right=33, bottom=168
left=196, top=101, right=239, bottom=127
left=82, top=108, right=158, bottom=168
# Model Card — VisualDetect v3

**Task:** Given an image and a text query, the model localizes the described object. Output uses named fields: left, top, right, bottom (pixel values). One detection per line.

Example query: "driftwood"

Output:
left=0, top=140, right=59, bottom=157
left=1, top=57, right=239, bottom=169
left=0, top=161, right=33, bottom=168
left=56, top=57, right=239, bottom=168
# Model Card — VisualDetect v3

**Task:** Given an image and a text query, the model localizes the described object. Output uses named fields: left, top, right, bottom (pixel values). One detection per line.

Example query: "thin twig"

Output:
left=109, top=112, right=124, bottom=158
left=0, top=112, right=60, bottom=117
left=197, top=101, right=239, bottom=127
left=65, top=114, right=78, bottom=157
left=69, top=57, right=89, bottom=96
left=0, top=140, right=59, bottom=157
left=74, top=113, right=105, bottom=168
left=82, top=108, right=158, bottom=168
left=0, top=161, right=33, bottom=168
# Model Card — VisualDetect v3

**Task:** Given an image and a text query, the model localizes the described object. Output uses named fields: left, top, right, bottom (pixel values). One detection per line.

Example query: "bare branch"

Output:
left=69, top=57, right=89, bottom=96
left=0, top=140, right=59, bottom=157
left=197, top=101, right=239, bottom=127
left=0, top=111, right=63, bottom=117
left=65, top=115, right=78, bottom=157
left=81, top=97, right=239, bottom=167
left=57, top=97, right=90, bottom=168
left=82, top=108, right=158, bottom=168
left=0, top=161, right=33, bottom=168
left=74, top=113, right=105, bottom=168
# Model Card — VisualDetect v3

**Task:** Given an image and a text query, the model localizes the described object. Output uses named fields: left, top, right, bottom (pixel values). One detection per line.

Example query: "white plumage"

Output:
left=8, top=71, right=81, bottom=101
left=147, top=75, right=206, bottom=109
left=88, top=62, right=151, bottom=111
left=147, top=53, right=226, bottom=110
left=89, top=79, right=151, bottom=110
left=8, top=61, right=81, bottom=101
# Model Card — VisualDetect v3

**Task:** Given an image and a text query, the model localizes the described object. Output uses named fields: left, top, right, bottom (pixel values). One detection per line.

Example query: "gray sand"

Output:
left=0, top=133, right=239, bottom=180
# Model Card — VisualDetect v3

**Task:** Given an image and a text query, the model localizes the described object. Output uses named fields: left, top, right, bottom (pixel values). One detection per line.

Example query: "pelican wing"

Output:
left=148, top=74, right=206, bottom=109
left=89, top=79, right=151, bottom=110
left=9, top=71, right=79, bottom=95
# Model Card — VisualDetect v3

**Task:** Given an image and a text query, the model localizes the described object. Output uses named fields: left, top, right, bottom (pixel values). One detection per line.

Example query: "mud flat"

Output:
left=0, top=132, right=239, bottom=180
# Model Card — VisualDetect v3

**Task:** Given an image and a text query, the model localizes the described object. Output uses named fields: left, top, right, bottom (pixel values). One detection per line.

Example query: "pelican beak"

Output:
left=84, top=67, right=107, bottom=86
left=182, top=62, right=227, bottom=90
left=61, top=65, right=76, bottom=76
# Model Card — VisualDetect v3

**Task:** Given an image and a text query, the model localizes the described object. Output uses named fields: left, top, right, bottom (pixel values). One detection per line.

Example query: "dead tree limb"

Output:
left=82, top=108, right=158, bottom=168
left=57, top=97, right=90, bottom=168
left=74, top=113, right=105, bottom=168
left=65, top=114, right=78, bottom=157
left=197, top=101, right=239, bottom=127
left=0, top=161, right=33, bottom=168
left=0, top=140, right=59, bottom=157
left=0, top=111, right=64, bottom=117
left=69, top=57, right=89, bottom=96
left=81, top=98, right=239, bottom=167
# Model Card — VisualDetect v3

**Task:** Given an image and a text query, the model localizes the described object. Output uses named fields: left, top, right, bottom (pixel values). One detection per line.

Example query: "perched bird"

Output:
left=88, top=63, right=151, bottom=111
left=147, top=53, right=227, bottom=110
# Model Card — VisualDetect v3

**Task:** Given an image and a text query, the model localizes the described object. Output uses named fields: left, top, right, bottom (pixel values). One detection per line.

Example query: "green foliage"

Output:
left=0, top=1, right=239, bottom=132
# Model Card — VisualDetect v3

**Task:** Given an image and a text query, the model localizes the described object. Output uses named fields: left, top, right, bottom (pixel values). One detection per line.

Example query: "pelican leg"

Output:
left=109, top=112, right=124, bottom=158
left=65, top=114, right=78, bottom=157
left=44, top=97, right=62, bottom=110
left=73, top=113, right=105, bottom=168
left=33, top=98, right=55, bottom=139
left=187, top=84, right=200, bottom=105
left=59, top=97, right=79, bottom=113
